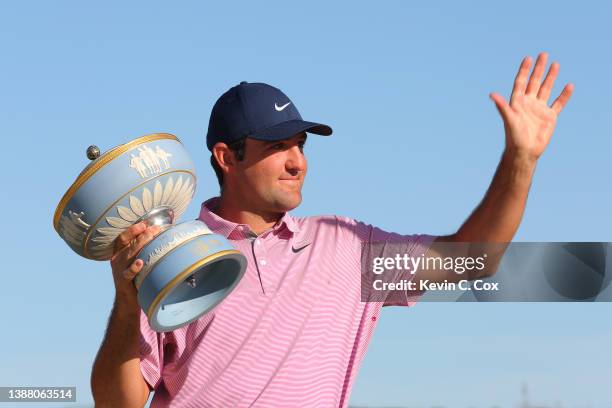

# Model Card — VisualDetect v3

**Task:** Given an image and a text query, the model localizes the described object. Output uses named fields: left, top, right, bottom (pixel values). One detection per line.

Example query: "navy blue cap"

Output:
left=206, top=81, right=332, bottom=151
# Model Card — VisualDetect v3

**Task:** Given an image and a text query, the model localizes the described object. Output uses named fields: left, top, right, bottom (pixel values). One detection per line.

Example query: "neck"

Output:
left=214, top=192, right=284, bottom=235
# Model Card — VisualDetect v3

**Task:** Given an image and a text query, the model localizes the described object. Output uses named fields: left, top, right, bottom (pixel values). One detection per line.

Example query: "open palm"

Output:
left=490, top=52, right=574, bottom=160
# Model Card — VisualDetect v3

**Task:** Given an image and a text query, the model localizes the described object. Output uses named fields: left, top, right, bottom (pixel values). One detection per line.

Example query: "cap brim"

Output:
left=249, top=119, right=332, bottom=142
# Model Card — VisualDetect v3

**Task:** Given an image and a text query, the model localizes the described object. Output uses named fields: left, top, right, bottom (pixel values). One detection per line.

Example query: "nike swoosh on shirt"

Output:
left=275, top=102, right=291, bottom=111
left=292, top=243, right=311, bottom=253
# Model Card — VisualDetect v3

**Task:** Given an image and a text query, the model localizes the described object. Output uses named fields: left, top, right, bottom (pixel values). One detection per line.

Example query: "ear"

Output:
left=212, top=142, right=235, bottom=174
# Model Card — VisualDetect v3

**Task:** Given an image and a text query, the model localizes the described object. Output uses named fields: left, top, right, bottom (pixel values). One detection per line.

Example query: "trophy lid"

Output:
left=53, top=133, right=181, bottom=232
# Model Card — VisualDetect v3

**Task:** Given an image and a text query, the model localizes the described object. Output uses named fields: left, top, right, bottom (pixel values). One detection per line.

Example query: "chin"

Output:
left=275, top=193, right=302, bottom=212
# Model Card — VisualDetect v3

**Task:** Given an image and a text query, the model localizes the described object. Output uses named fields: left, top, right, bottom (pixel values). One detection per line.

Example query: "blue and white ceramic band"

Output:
left=54, top=134, right=196, bottom=260
left=54, top=133, right=247, bottom=332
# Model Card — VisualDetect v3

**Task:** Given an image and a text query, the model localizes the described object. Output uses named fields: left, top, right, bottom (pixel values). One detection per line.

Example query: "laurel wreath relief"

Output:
left=86, top=175, right=194, bottom=259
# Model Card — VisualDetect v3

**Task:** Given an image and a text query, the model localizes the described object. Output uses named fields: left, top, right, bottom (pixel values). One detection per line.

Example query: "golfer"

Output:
left=91, top=52, right=573, bottom=407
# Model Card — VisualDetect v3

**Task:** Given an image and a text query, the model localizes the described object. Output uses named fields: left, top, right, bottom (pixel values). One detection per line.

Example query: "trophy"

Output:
left=53, top=133, right=247, bottom=332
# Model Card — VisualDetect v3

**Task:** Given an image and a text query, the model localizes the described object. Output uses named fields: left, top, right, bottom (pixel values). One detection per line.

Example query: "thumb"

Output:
left=489, top=92, right=513, bottom=123
left=123, top=259, right=144, bottom=281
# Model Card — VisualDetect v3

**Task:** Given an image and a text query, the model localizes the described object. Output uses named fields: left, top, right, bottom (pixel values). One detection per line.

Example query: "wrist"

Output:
left=114, top=292, right=141, bottom=316
left=499, top=149, right=537, bottom=190
left=502, top=147, right=538, bottom=168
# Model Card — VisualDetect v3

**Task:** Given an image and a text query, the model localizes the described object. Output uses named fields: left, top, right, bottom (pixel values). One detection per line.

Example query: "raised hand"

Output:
left=489, top=52, right=574, bottom=161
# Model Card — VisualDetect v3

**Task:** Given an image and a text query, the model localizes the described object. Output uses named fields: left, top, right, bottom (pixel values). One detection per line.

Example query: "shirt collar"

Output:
left=197, top=197, right=300, bottom=239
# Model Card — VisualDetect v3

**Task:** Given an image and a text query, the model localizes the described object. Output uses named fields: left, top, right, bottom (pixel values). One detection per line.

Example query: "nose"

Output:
left=285, top=145, right=307, bottom=175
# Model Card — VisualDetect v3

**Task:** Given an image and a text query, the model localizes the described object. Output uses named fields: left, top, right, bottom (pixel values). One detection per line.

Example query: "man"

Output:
left=91, top=52, right=573, bottom=407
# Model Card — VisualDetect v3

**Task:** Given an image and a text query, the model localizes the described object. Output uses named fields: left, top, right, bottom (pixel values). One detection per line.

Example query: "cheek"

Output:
left=243, top=159, right=279, bottom=186
left=259, top=156, right=286, bottom=176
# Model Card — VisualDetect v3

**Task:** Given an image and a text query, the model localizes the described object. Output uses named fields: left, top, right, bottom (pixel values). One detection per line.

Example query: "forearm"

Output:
left=425, top=52, right=572, bottom=283
left=453, top=149, right=536, bottom=243
left=91, top=294, right=149, bottom=408
left=423, top=151, right=536, bottom=282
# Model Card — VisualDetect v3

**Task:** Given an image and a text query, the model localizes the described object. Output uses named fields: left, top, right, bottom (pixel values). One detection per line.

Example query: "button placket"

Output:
left=251, top=235, right=270, bottom=294
left=248, top=234, right=266, bottom=295
left=253, top=238, right=267, bottom=266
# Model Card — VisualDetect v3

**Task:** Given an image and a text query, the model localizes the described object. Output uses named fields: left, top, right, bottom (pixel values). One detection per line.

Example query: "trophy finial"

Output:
left=86, top=145, right=100, bottom=160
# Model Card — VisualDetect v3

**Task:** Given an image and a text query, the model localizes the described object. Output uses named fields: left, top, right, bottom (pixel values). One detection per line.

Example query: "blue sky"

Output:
left=1, top=1, right=611, bottom=407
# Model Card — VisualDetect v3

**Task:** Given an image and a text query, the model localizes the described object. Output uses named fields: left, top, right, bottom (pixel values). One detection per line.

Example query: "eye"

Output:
left=271, top=143, right=284, bottom=150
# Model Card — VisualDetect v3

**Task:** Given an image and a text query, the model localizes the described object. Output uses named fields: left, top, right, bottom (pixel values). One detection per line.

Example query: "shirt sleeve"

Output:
left=347, top=217, right=437, bottom=307
left=138, top=309, right=164, bottom=390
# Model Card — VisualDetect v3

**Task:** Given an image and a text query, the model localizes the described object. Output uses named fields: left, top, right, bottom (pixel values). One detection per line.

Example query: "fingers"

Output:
left=121, top=226, right=161, bottom=281
left=526, top=52, right=548, bottom=96
left=114, top=222, right=147, bottom=252
left=510, top=52, right=571, bottom=112
left=126, top=225, right=161, bottom=259
left=551, top=83, right=574, bottom=115
left=510, top=56, right=532, bottom=106
left=537, top=61, right=560, bottom=102
left=123, top=259, right=143, bottom=281
left=111, top=224, right=161, bottom=271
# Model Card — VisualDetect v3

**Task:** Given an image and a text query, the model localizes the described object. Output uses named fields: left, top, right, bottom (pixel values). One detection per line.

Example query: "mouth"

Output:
left=278, top=178, right=302, bottom=187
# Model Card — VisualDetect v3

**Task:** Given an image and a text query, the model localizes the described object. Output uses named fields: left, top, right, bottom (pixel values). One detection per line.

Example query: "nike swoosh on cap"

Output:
left=275, top=102, right=291, bottom=111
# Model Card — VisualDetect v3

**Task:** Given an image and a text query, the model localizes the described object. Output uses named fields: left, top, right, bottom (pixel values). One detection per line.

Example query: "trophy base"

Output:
left=136, top=221, right=247, bottom=332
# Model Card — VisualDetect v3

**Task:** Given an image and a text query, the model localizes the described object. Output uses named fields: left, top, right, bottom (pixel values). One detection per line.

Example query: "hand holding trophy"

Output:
left=54, top=133, right=247, bottom=332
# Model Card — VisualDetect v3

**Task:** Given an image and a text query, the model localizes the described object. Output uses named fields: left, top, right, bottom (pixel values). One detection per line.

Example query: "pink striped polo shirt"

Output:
left=139, top=197, right=435, bottom=407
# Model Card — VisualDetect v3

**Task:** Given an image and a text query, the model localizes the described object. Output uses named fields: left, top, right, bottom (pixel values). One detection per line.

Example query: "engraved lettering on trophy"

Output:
left=189, top=239, right=223, bottom=257
left=190, top=241, right=210, bottom=257
left=129, top=145, right=173, bottom=178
